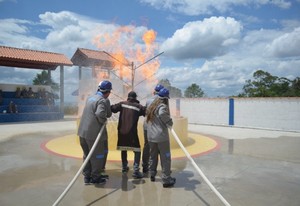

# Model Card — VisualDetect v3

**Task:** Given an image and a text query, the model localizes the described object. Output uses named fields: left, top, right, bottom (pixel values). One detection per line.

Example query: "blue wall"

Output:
left=0, top=91, right=63, bottom=123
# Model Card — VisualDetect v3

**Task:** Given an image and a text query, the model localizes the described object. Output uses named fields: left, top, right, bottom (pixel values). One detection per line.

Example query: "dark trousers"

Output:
left=121, top=150, right=141, bottom=172
left=80, top=137, right=106, bottom=179
left=102, top=139, right=108, bottom=172
left=142, top=129, right=150, bottom=171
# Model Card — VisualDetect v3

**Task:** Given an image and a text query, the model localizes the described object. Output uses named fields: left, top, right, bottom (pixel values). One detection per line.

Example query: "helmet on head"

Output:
left=98, top=80, right=112, bottom=92
left=158, top=88, right=170, bottom=99
left=154, top=84, right=164, bottom=93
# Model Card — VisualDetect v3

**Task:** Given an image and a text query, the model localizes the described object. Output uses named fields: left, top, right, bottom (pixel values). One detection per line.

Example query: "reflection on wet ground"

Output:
left=0, top=122, right=300, bottom=206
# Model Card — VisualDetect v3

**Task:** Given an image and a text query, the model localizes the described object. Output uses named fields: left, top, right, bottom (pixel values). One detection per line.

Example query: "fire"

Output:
left=93, top=25, right=160, bottom=87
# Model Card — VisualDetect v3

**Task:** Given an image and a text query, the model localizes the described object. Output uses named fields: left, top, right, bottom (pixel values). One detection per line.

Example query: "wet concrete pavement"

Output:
left=0, top=118, right=300, bottom=206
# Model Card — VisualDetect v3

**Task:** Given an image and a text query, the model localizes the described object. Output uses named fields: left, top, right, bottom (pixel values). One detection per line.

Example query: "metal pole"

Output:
left=131, top=62, right=134, bottom=90
left=60, top=65, right=64, bottom=115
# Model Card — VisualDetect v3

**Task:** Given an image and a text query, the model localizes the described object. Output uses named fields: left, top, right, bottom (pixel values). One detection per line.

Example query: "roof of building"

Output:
left=0, top=45, right=73, bottom=70
left=71, top=48, right=128, bottom=68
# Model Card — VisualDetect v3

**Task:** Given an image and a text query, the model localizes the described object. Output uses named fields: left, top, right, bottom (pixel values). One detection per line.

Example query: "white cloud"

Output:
left=140, top=0, right=291, bottom=15
left=0, top=19, right=29, bottom=34
left=160, top=16, right=242, bottom=60
left=267, top=27, right=300, bottom=58
left=38, top=11, right=109, bottom=56
left=270, top=0, right=291, bottom=9
left=0, top=10, right=299, bottom=99
left=0, top=19, right=45, bottom=49
left=0, top=11, right=158, bottom=102
left=39, top=11, right=80, bottom=30
left=157, top=21, right=300, bottom=97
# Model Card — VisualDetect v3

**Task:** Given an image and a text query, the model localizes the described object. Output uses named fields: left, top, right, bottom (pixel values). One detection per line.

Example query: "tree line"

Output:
left=159, top=70, right=300, bottom=98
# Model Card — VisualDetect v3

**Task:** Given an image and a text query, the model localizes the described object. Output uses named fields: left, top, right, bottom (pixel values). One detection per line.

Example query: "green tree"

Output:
left=239, top=70, right=299, bottom=97
left=242, top=70, right=277, bottom=97
left=291, top=77, right=300, bottom=96
left=270, top=77, right=291, bottom=96
left=184, top=83, right=205, bottom=98
left=158, top=79, right=182, bottom=98
left=32, top=70, right=59, bottom=92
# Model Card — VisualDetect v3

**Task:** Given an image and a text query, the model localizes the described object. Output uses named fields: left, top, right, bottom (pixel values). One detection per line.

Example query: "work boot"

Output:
left=100, top=172, right=109, bottom=179
left=162, top=177, right=176, bottom=188
left=132, top=171, right=143, bottom=179
left=122, top=166, right=129, bottom=173
left=90, top=176, right=106, bottom=185
left=143, top=167, right=149, bottom=175
left=150, top=176, right=155, bottom=182
left=84, top=176, right=91, bottom=185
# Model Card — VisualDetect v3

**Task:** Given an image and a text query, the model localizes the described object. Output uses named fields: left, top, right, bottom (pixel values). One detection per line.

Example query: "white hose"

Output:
left=170, top=127, right=231, bottom=206
left=53, top=121, right=107, bottom=206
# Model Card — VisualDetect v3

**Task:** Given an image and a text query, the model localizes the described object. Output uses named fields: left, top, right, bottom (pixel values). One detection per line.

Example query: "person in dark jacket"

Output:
left=77, top=80, right=112, bottom=185
left=111, top=91, right=146, bottom=178
left=146, top=88, right=176, bottom=188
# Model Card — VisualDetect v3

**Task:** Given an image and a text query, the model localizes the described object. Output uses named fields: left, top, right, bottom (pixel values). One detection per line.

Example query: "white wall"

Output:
left=234, top=98, right=300, bottom=131
left=174, top=98, right=228, bottom=125
left=171, top=97, right=300, bottom=132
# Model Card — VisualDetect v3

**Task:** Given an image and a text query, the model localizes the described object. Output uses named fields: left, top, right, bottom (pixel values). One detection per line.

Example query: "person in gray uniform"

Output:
left=77, top=80, right=112, bottom=185
left=146, top=88, right=176, bottom=188
left=142, top=84, right=164, bottom=174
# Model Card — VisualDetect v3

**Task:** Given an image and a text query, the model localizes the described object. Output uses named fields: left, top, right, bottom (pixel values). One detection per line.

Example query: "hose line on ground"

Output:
left=170, top=127, right=231, bottom=206
left=53, top=121, right=107, bottom=206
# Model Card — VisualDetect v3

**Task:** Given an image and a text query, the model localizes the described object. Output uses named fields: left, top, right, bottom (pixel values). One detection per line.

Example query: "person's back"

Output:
left=146, top=88, right=176, bottom=188
left=147, top=102, right=172, bottom=142
left=15, top=88, right=21, bottom=98
left=78, top=93, right=108, bottom=140
left=115, top=99, right=145, bottom=135
left=111, top=91, right=146, bottom=178
left=77, top=80, right=112, bottom=185
left=20, top=88, right=28, bottom=98
left=142, top=84, right=164, bottom=174
left=8, top=101, right=18, bottom=113
left=27, top=87, right=34, bottom=98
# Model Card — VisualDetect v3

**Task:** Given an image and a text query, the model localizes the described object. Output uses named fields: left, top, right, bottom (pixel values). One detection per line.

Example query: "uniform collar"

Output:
left=96, top=91, right=104, bottom=97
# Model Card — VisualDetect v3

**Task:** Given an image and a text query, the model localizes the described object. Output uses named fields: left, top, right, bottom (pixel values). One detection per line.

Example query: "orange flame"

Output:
left=93, top=25, right=160, bottom=86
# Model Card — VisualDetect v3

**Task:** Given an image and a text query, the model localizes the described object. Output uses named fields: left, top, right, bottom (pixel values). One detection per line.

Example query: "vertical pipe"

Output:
left=176, top=98, right=180, bottom=117
left=79, top=66, right=82, bottom=80
left=229, top=98, right=234, bottom=126
left=60, top=65, right=64, bottom=116
left=48, top=69, right=51, bottom=82
left=92, top=66, right=96, bottom=78
left=131, top=62, right=134, bottom=90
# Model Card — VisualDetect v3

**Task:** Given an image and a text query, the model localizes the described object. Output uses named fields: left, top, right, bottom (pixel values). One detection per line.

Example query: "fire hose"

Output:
left=52, top=121, right=107, bottom=206
left=170, top=127, right=231, bottom=206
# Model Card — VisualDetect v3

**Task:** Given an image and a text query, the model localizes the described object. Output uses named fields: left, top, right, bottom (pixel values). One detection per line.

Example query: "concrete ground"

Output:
left=0, top=117, right=300, bottom=206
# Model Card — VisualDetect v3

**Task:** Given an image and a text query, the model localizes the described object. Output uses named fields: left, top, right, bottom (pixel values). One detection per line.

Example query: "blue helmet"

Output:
left=98, top=80, right=112, bottom=92
left=154, top=84, right=164, bottom=93
left=158, top=88, right=170, bottom=99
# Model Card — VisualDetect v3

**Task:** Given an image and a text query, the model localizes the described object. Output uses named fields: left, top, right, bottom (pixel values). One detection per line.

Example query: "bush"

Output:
left=64, top=105, right=78, bottom=115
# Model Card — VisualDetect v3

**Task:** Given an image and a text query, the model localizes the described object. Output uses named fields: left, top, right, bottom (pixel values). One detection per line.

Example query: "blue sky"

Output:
left=0, top=0, right=300, bottom=102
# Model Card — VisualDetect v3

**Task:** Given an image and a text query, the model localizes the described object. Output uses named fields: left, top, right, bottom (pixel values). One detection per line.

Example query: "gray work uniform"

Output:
left=77, top=92, right=111, bottom=180
left=142, top=94, right=159, bottom=172
left=146, top=103, right=173, bottom=180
